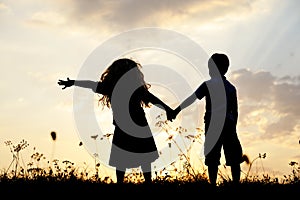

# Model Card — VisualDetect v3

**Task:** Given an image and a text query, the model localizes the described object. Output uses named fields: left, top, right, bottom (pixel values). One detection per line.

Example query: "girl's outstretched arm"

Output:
left=58, top=78, right=99, bottom=92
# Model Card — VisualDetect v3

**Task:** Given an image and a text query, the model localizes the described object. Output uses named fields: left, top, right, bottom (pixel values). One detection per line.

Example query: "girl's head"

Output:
left=99, top=58, right=150, bottom=107
left=102, top=58, right=141, bottom=81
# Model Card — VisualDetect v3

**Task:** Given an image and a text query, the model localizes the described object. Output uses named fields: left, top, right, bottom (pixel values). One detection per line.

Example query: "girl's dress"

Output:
left=95, top=83, right=159, bottom=169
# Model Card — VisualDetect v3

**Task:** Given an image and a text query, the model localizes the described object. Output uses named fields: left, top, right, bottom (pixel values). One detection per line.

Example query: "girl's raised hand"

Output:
left=58, top=77, right=74, bottom=90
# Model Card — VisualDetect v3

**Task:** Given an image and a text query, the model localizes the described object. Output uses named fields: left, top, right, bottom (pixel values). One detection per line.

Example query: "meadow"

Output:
left=1, top=119, right=299, bottom=198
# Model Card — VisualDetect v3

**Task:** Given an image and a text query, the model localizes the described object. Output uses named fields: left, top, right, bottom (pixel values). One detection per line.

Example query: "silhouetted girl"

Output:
left=58, top=58, right=172, bottom=183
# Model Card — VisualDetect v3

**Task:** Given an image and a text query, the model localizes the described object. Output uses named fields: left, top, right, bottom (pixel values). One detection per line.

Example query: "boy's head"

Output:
left=208, top=53, right=230, bottom=77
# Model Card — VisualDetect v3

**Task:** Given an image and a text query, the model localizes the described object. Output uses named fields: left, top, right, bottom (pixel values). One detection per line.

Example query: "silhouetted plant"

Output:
left=4, top=139, right=29, bottom=178
left=244, top=153, right=267, bottom=181
left=154, top=113, right=205, bottom=182
left=284, top=161, right=300, bottom=183
left=2, top=130, right=300, bottom=196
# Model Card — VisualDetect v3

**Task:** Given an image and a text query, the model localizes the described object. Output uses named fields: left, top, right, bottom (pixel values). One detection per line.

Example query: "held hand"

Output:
left=167, top=106, right=181, bottom=121
left=57, top=77, right=75, bottom=90
left=166, top=107, right=181, bottom=122
left=166, top=107, right=174, bottom=122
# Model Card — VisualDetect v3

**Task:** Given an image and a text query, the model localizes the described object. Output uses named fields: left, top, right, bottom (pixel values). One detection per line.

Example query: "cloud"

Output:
left=25, top=0, right=257, bottom=32
left=69, top=0, right=256, bottom=30
left=230, top=68, right=300, bottom=144
left=27, top=11, right=66, bottom=27
left=231, top=68, right=275, bottom=101
left=0, top=2, right=11, bottom=13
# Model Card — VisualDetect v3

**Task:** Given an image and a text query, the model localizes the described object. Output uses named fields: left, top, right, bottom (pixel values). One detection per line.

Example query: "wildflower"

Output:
left=91, top=135, right=98, bottom=140
left=167, top=135, right=173, bottom=141
left=259, top=153, right=267, bottom=159
left=289, top=161, right=298, bottom=166
left=50, top=131, right=57, bottom=141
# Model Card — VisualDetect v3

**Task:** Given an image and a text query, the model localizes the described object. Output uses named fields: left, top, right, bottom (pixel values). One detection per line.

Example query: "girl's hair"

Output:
left=98, top=58, right=151, bottom=108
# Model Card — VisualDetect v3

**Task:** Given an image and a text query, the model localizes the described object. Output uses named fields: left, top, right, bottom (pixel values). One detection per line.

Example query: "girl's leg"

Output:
left=141, top=163, right=152, bottom=183
left=116, top=168, right=126, bottom=183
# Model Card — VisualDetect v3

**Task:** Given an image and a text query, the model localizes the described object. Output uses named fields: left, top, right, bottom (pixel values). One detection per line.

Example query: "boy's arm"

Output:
left=233, top=89, right=238, bottom=126
left=173, top=82, right=206, bottom=116
left=173, top=93, right=197, bottom=115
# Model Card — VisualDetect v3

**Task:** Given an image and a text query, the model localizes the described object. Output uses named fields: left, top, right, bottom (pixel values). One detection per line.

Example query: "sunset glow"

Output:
left=1, top=0, right=299, bottom=181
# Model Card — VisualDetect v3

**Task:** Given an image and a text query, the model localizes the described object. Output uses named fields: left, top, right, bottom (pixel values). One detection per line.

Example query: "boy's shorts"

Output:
left=204, top=119, right=243, bottom=166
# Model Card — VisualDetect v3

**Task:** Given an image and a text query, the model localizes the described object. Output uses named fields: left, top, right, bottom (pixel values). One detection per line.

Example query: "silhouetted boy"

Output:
left=170, top=53, right=244, bottom=186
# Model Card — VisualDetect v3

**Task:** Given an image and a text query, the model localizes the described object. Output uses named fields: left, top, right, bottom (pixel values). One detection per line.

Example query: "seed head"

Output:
left=51, top=131, right=57, bottom=141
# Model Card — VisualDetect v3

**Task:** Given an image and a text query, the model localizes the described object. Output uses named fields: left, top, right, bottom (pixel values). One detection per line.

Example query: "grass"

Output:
left=1, top=119, right=300, bottom=198
left=1, top=170, right=299, bottom=198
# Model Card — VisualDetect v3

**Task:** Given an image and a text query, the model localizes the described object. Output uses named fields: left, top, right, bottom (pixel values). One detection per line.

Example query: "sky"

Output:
left=0, top=0, right=300, bottom=181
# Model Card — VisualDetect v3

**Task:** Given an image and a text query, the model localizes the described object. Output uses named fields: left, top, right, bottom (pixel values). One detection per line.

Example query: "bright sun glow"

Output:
left=1, top=0, right=300, bottom=181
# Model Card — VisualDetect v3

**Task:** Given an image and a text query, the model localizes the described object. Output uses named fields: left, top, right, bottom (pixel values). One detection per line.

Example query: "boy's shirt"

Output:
left=194, top=76, right=238, bottom=125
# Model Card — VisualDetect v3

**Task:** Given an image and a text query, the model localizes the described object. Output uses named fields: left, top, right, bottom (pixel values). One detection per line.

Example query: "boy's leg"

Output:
left=204, top=121, right=222, bottom=186
left=208, top=164, right=219, bottom=186
left=116, top=168, right=126, bottom=183
left=223, top=119, right=242, bottom=184
left=141, top=163, right=152, bottom=183
left=205, top=143, right=222, bottom=186
left=231, top=164, right=241, bottom=184
left=205, top=146, right=221, bottom=186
